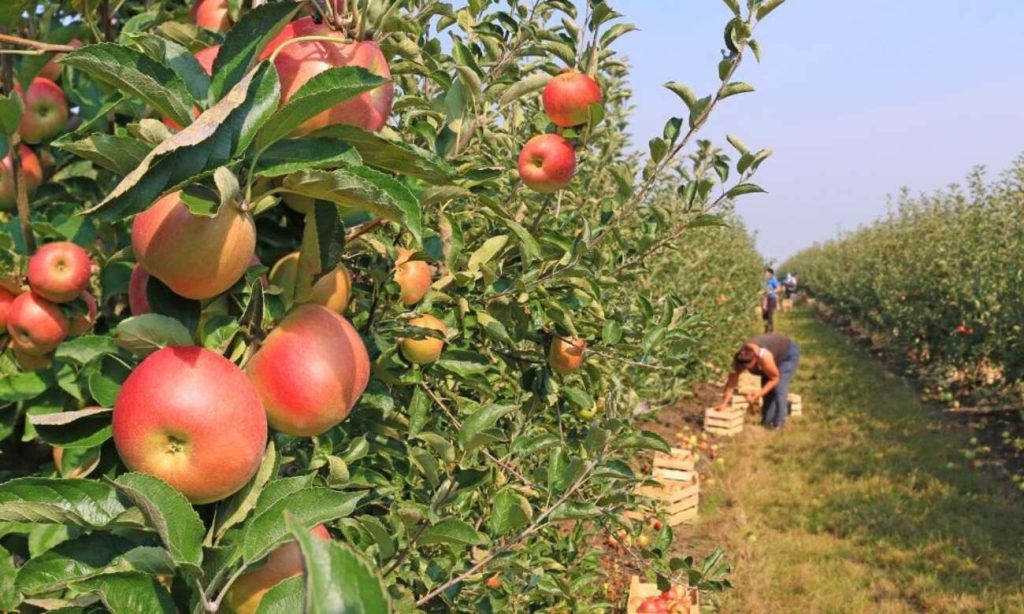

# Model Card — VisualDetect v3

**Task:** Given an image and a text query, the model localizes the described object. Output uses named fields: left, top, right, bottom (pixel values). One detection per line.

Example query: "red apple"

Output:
left=224, top=524, right=331, bottom=613
left=518, top=134, right=576, bottom=193
left=191, top=0, right=232, bottom=32
left=259, top=17, right=393, bottom=135
left=548, top=337, right=585, bottom=374
left=53, top=441, right=101, bottom=478
left=68, top=292, right=98, bottom=336
left=400, top=314, right=446, bottom=365
left=485, top=575, right=501, bottom=589
left=27, top=241, right=92, bottom=303
left=0, top=145, right=43, bottom=212
left=128, top=265, right=151, bottom=316
left=246, top=305, right=369, bottom=436
left=0, top=286, right=15, bottom=330
left=393, top=248, right=431, bottom=306
left=19, top=78, right=69, bottom=144
left=132, top=191, right=256, bottom=300
left=112, top=346, right=267, bottom=503
left=39, top=39, right=83, bottom=81
left=6, top=291, right=68, bottom=356
left=542, top=70, right=601, bottom=128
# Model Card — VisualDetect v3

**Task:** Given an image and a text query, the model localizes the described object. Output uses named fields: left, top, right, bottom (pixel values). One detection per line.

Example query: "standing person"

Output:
left=715, top=332, right=800, bottom=429
left=783, top=272, right=797, bottom=299
left=762, top=267, right=780, bottom=332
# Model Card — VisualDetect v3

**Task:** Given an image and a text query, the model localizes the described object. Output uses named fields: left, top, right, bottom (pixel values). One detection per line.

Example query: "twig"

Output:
left=0, top=33, right=77, bottom=52
left=345, top=217, right=386, bottom=243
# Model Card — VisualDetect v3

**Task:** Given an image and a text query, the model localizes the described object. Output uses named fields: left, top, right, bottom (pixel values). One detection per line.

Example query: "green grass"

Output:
left=703, top=308, right=1024, bottom=613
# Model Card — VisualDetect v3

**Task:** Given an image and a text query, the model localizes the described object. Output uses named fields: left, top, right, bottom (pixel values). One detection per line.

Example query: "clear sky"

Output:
left=610, top=1, right=1024, bottom=263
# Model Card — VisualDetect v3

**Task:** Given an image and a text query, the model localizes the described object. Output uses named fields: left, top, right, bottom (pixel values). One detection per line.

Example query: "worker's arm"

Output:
left=749, top=352, right=780, bottom=400
left=715, top=370, right=740, bottom=410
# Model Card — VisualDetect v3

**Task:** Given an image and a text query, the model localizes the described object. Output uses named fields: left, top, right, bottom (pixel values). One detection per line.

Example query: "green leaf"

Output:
left=419, top=519, right=488, bottom=547
left=0, top=1, right=33, bottom=28
left=467, top=234, right=508, bottom=271
left=201, top=315, right=241, bottom=354
left=112, top=473, right=205, bottom=572
left=243, top=488, right=363, bottom=563
left=286, top=515, right=391, bottom=614
left=282, top=166, right=422, bottom=245
left=547, top=450, right=586, bottom=495
left=309, top=125, right=453, bottom=185
left=54, top=335, right=119, bottom=365
left=85, top=62, right=280, bottom=220
left=616, top=430, right=671, bottom=453
left=61, top=43, right=195, bottom=128
left=436, top=351, right=490, bottom=377
left=0, top=370, right=56, bottom=402
left=664, top=82, right=697, bottom=111
left=561, top=387, right=593, bottom=409
left=15, top=533, right=137, bottom=595
left=757, top=0, right=786, bottom=20
left=72, top=572, right=176, bottom=614
left=548, top=501, right=603, bottom=521
left=252, top=137, right=361, bottom=177
left=722, top=0, right=741, bottom=15
left=128, top=33, right=213, bottom=105
left=56, top=134, right=153, bottom=175
left=601, top=320, right=622, bottom=345
left=487, top=491, right=532, bottom=536
left=458, top=404, right=513, bottom=453
left=115, top=314, right=194, bottom=357
left=0, top=545, right=18, bottom=611
left=209, top=2, right=301, bottom=101
left=254, top=576, right=304, bottom=614
left=726, top=134, right=750, bottom=155
left=726, top=183, right=766, bottom=198
left=29, top=407, right=112, bottom=449
left=0, top=478, right=127, bottom=528
left=721, top=81, right=755, bottom=98
left=255, top=66, right=388, bottom=149
left=301, top=201, right=347, bottom=275
left=0, top=94, right=24, bottom=136
left=497, top=72, right=551, bottom=107
left=502, top=218, right=541, bottom=267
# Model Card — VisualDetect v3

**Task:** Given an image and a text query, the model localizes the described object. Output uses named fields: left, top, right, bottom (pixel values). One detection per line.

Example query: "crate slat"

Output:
left=652, top=448, right=695, bottom=471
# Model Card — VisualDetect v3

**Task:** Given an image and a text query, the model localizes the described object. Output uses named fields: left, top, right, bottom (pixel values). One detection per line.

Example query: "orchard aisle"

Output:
left=710, top=308, right=1024, bottom=613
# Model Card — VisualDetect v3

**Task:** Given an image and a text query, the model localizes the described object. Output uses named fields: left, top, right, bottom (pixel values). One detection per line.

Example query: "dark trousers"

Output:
left=762, top=295, right=778, bottom=333
left=762, top=342, right=800, bottom=427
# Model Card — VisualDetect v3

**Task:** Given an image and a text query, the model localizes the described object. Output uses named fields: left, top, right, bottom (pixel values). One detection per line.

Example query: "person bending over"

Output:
left=715, top=332, right=800, bottom=429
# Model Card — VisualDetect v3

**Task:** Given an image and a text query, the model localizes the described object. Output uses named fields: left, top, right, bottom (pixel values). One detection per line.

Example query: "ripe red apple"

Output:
left=518, top=134, right=576, bottom=193
left=7, top=291, right=68, bottom=356
left=548, top=337, right=585, bottom=374
left=19, top=78, right=69, bottom=144
left=224, top=524, right=331, bottom=613
left=132, top=191, right=256, bottom=300
left=191, top=0, right=232, bottom=32
left=112, top=346, right=267, bottom=503
left=163, top=45, right=220, bottom=131
left=308, top=264, right=352, bottom=314
left=0, top=145, right=44, bottom=211
left=400, top=314, right=446, bottom=365
left=485, top=575, right=501, bottom=589
left=259, top=17, right=393, bottom=135
left=393, top=248, right=431, bottom=306
left=128, top=265, right=151, bottom=316
left=68, top=292, right=98, bottom=336
left=0, top=286, right=15, bottom=330
left=39, top=38, right=83, bottom=81
left=27, top=241, right=92, bottom=303
left=542, top=70, right=601, bottom=128
left=246, top=305, right=369, bottom=436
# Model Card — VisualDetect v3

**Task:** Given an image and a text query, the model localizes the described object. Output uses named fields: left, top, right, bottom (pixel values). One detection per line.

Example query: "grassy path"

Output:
left=699, top=308, right=1024, bottom=613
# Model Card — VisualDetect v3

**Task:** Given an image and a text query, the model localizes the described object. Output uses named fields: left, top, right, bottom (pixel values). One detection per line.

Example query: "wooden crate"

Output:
left=704, top=406, right=743, bottom=436
left=626, top=576, right=700, bottom=614
left=635, top=476, right=699, bottom=525
left=781, top=298, right=794, bottom=312
left=652, top=448, right=695, bottom=481
left=737, top=372, right=761, bottom=394
left=788, top=393, right=803, bottom=416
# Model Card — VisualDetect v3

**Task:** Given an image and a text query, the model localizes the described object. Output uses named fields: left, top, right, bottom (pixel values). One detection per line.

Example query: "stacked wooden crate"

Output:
left=788, top=393, right=803, bottom=416
left=781, top=298, right=794, bottom=312
left=633, top=448, right=699, bottom=525
left=704, top=406, right=744, bottom=436
left=626, top=576, right=700, bottom=614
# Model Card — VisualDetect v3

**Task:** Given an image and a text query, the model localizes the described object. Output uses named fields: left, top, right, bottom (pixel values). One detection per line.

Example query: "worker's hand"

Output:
left=713, top=402, right=728, bottom=412
left=746, top=392, right=762, bottom=404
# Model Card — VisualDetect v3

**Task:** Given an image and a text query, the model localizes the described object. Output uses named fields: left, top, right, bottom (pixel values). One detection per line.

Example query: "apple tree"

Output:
left=0, top=0, right=783, bottom=611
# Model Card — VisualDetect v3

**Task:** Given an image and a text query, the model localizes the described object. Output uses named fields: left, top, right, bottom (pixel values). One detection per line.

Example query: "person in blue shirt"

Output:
left=762, top=267, right=780, bottom=332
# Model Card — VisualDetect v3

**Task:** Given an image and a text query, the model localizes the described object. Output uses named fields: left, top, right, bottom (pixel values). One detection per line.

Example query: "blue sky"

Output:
left=611, top=1, right=1024, bottom=263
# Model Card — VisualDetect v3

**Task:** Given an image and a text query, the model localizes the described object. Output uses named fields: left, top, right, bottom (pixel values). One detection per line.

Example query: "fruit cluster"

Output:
left=636, top=585, right=694, bottom=613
